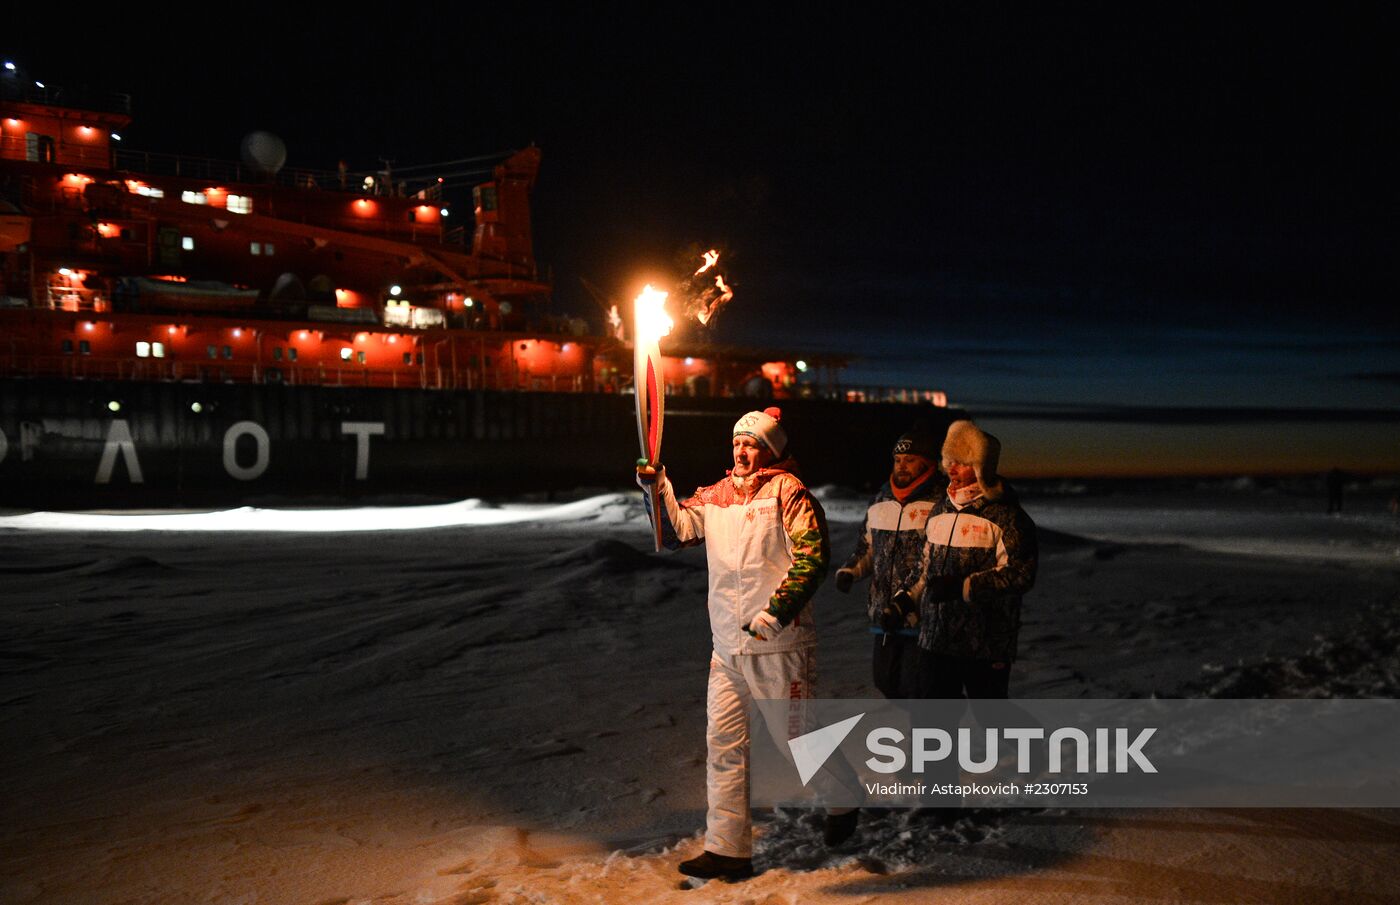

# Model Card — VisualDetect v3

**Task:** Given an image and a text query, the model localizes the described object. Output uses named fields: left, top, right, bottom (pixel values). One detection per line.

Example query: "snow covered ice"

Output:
left=2, top=485, right=1398, bottom=903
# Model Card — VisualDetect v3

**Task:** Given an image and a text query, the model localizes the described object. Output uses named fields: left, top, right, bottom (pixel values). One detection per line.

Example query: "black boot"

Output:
left=678, top=850, right=754, bottom=880
left=823, top=808, right=860, bottom=846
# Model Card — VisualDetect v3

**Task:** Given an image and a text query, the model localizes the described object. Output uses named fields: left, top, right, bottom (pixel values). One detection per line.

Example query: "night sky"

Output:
left=10, top=8, right=1398, bottom=477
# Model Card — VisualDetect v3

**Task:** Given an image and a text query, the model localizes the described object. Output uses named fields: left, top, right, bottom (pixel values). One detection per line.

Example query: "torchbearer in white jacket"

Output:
left=638, top=406, right=856, bottom=881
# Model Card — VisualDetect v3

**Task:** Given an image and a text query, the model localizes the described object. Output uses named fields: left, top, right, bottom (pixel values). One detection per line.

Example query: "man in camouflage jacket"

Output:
left=904, top=420, right=1037, bottom=699
left=835, top=425, right=947, bottom=698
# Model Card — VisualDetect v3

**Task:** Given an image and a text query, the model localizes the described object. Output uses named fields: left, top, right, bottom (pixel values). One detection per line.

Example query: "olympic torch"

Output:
left=633, top=285, right=673, bottom=551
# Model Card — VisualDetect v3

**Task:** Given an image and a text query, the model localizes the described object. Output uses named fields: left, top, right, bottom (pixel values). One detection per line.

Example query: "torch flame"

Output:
left=695, top=249, right=720, bottom=275
left=696, top=274, right=734, bottom=326
left=634, top=285, right=674, bottom=345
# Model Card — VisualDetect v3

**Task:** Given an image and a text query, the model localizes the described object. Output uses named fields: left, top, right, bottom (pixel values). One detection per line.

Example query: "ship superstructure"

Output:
left=0, top=64, right=954, bottom=506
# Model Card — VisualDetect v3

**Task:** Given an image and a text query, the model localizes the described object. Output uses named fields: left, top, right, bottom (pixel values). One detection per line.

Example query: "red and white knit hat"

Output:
left=733, top=407, right=787, bottom=457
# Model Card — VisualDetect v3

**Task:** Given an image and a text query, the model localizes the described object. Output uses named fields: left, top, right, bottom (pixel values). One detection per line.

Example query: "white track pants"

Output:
left=705, top=646, right=818, bottom=858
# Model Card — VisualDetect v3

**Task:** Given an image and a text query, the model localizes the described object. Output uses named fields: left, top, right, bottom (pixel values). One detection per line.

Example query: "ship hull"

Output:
left=0, top=378, right=962, bottom=508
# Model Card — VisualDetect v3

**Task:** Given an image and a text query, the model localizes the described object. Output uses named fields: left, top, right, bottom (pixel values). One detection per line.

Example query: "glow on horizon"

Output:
left=984, top=419, right=1400, bottom=478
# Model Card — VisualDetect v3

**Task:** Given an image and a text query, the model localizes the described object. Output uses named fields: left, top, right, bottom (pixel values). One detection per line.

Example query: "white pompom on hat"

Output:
left=941, top=419, right=1004, bottom=499
left=733, top=406, right=787, bottom=457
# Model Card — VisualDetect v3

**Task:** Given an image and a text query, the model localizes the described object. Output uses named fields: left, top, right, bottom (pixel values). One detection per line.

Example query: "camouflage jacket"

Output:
left=840, top=472, right=946, bottom=634
left=909, top=486, right=1037, bottom=661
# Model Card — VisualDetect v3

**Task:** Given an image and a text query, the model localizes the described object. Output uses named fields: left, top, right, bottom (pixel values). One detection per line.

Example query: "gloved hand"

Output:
left=745, top=609, right=784, bottom=642
left=880, top=588, right=916, bottom=633
left=636, top=459, right=664, bottom=487
left=834, top=568, right=855, bottom=593
left=924, top=574, right=965, bottom=603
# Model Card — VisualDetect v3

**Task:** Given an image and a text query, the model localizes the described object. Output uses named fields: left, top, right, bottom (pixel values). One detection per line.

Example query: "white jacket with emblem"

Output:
left=644, top=460, right=829, bottom=655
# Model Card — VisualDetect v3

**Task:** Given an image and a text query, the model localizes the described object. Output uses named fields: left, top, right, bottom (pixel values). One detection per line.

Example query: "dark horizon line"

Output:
left=956, top=403, right=1400, bottom=425
left=1003, top=468, right=1400, bottom=484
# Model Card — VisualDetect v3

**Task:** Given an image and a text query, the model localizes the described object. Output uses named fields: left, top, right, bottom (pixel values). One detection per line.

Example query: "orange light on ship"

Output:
left=353, top=199, right=376, bottom=216
left=760, top=361, right=793, bottom=386
left=62, top=173, right=93, bottom=188
left=96, top=222, right=121, bottom=238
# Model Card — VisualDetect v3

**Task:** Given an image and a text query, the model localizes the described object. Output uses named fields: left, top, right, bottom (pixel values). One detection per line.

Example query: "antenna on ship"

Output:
left=581, top=278, right=627, bottom=341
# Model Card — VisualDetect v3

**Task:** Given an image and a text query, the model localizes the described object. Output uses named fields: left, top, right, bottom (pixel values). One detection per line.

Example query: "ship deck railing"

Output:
left=114, top=149, right=353, bottom=193
left=112, top=149, right=450, bottom=201
left=43, top=286, right=106, bottom=312
left=1, top=354, right=947, bottom=405
left=0, top=81, right=132, bottom=116
left=1, top=136, right=113, bottom=167
left=829, top=386, right=951, bottom=405
left=0, top=354, right=596, bottom=393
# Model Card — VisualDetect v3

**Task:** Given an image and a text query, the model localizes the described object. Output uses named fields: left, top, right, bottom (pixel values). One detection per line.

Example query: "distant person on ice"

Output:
left=834, top=423, right=947, bottom=698
left=1326, top=467, right=1347, bottom=514
left=637, top=407, right=856, bottom=881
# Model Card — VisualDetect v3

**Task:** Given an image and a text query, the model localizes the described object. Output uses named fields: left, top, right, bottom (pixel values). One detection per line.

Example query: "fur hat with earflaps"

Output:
left=941, top=420, right=1005, bottom=500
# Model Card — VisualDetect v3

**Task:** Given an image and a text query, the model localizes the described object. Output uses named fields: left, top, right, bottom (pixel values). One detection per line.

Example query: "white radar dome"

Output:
left=240, top=131, right=287, bottom=175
